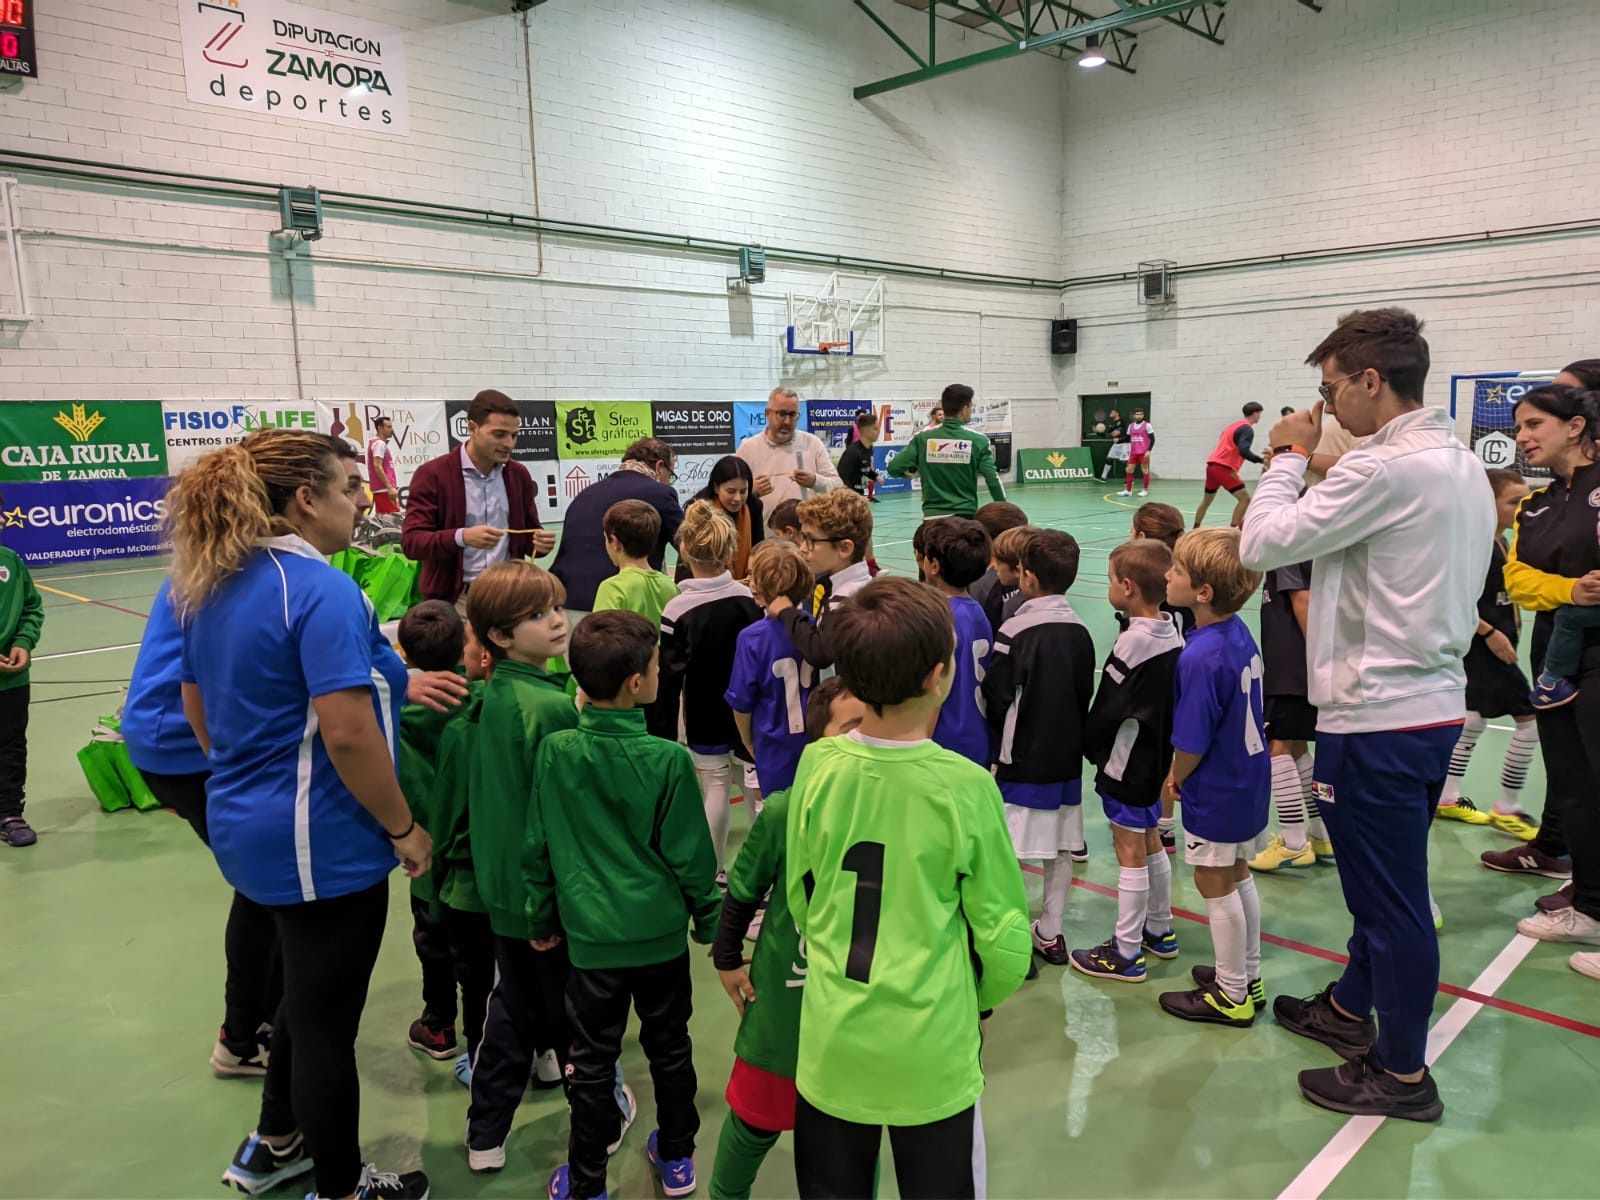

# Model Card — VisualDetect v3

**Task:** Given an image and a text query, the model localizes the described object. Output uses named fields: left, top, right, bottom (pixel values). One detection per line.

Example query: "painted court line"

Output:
left=35, top=583, right=150, bottom=621
left=1278, top=933, right=1539, bottom=1200
left=34, top=642, right=145, bottom=661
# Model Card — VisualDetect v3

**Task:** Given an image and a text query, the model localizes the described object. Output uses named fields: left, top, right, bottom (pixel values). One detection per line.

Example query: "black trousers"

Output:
left=567, top=953, right=698, bottom=1199
left=1535, top=641, right=1600, bottom=920
left=0, top=684, right=29, bottom=818
left=794, top=1097, right=982, bottom=1200
left=139, top=768, right=282, bottom=1041
left=258, top=879, right=389, bottom=1200
left=441, top=905, right=496, bottom=1062
left=411, top=895, right=459, bottom=1030
left=1530, top=791, right=1570, bottom=859
left=466, top=934, right=573, bottom=1151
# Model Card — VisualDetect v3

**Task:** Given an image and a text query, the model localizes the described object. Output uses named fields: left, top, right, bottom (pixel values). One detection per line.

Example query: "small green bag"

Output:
left=363, top=551, right=422, bottom=621
left=78, top=715, right=160, bottom=814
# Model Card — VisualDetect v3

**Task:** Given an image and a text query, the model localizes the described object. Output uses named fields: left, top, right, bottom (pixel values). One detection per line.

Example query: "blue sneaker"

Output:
left=1068, top=939, right=1147, bottom=983
left=1532, top=674, right=1578, bottom=710
left=221, top=1131, right=314, bottom=1196
left=1142, top=925, right=1180, bottom=960
left=646, top=1130, right=697, bottom=1197
left=454, top=1052, right=472, bottom=1087
left=547, top=1164, right=605, bottom=1200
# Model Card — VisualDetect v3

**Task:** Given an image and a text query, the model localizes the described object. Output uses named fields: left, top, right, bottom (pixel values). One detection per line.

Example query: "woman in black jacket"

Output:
left=675, top=456, right=764, bottom=582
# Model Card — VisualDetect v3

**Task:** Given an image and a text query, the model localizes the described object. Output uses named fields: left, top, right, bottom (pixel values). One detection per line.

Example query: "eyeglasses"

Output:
left=766, top=408, right=800, bottom=420
left=798, top=533, right=843, bottom=550
left=1317, top=369, right=1381, bottom=403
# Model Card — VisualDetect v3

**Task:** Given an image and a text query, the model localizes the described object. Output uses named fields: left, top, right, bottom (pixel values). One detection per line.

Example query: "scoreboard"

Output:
left=1, top=0, right=36, bottom=78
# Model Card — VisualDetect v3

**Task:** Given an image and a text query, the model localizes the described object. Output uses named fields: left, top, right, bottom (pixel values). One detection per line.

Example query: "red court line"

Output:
left=1021, top=864, right=1600, bottom=1041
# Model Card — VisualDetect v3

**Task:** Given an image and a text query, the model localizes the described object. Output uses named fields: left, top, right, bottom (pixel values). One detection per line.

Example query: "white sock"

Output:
left=1205, top=891, right=1248, bottom=1003
left=1236, top=874, right=1262, bottom=982
left=1497, top=722, right=1539, bottom=812
left=1441, top=713, right=1486, bottom=806
left=1271, top=753, right=1307, bottom=850
left=1297, top=753, right=1327, bottom=841
left=1156, top=815, right=1176, bottom=835
left=696, top=759, right=732, bottom=869
left=1115, top=866, right=1150, bottom=960
left=1039, top=854, right=1073, bottom=940
left=1145, top=851, right=1173, bottom=934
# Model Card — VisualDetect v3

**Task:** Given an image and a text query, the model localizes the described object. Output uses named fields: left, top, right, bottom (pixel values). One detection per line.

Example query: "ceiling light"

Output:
left=1077, top=34, right=1107, bottom=69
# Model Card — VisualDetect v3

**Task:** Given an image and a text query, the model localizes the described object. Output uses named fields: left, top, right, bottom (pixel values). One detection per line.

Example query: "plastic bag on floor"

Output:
left=78, top=716, right=159, bottom=814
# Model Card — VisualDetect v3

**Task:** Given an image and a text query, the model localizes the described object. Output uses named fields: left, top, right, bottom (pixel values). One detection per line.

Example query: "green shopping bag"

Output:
left=364, top=552, right=421, bottom=621
left=78, top=720, right=134, bottom=813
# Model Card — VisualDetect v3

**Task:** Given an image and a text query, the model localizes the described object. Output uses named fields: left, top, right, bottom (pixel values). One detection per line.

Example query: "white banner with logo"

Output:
left=178, top=0, right=410, bottom=136
left=316, top=401, right=447, bottom=499
left=162, top=400, right=321, bottom=472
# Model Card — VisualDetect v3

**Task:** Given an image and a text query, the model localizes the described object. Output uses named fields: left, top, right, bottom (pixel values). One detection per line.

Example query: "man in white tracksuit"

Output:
left=1240, top=308, right=1494, bottom=1124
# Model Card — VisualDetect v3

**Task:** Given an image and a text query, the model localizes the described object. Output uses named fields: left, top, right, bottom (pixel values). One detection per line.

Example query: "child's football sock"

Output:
left=1145, top=851, right=1173, bottom=935
left=1270, top=753, right=1308, bottom=850
left=1039, top=854, right=1073, bottom=941
left=1439, top=713, right=1486, bottom=807
left=1298, top=753, right=1331, bottom=845
left=1237, top=874, right=1262, bottom=983
left=709, top=1110, right=781, bottom=1200
left=1498, top=721, right=1539, bottom=810
left=1204, top=891, right=1249, bottom=1004
left=1114, top=866, right=1149, bottom=960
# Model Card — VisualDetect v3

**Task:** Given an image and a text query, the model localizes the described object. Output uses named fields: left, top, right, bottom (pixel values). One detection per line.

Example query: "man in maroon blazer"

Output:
left=402, top=389, right=556, bottom=604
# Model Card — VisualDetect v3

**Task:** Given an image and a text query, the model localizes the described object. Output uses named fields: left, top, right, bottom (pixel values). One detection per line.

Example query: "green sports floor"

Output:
left=3, top=483, right=1595, bottom=1200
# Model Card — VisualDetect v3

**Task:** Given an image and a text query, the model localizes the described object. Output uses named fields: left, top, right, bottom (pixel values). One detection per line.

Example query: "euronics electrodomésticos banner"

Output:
left=0, top=398, right=1014, bottom=565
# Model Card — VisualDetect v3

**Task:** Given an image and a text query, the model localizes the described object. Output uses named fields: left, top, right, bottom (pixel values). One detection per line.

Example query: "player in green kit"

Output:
left=786, top=577, right=1031, bottom=1198
left=709, top=677, right=867, bottom=1200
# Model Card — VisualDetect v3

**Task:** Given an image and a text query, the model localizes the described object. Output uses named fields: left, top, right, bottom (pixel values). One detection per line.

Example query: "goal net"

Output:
left=1449, top=371, right=1557, bottom=480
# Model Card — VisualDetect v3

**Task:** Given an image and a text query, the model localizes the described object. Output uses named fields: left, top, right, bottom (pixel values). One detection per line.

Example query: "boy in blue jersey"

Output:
left=982, top=530, right=1096, bottom=966
left=914, top=517, right=994, bottom=766
left=728, top=542, right=817, bottom=796
left=1158, top=528, right=1271, bottom=1026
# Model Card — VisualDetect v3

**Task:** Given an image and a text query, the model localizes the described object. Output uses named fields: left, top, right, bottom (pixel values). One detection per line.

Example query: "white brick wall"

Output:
left=1057, top=0, right=1600, bottom=472
left=0, top=0, right=1069, bottom=447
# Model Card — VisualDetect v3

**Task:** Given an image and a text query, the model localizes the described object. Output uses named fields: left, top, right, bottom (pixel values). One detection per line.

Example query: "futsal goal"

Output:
left=1448, top=370, right=1557, bottom=480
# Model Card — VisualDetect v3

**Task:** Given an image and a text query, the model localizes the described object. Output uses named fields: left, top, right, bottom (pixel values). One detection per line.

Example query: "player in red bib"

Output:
left=367, top=416, right=401, bottom=516
left=1193, top=403, right=1265, bottom=529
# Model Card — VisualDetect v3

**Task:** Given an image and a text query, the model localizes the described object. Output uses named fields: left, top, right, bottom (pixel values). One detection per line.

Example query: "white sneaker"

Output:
left=1517, top=907, right=1600, bottom=944
left=608, top=1081, right=637, bottom=1156
left=466, top=1144, right=505, bottom=1174
left=1571, top=952, right=1600, bottom=981
left=532, top=1048, right=563, bottom=1089
left=1139, top=490, right=1148, bottom=497
left=1117, top=490, right=1132, bottom=497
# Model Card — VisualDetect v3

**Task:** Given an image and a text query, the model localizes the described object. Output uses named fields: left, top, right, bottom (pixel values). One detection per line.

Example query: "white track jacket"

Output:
left=1240, top=406, right=1494, bottom=734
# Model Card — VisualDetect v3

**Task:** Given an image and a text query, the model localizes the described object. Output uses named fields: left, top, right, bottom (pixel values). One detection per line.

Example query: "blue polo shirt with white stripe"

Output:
left=182, top=536, right=407, bottom=906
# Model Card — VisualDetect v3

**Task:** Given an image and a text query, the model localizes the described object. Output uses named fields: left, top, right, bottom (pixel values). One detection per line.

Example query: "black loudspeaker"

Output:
left=1050, top=318, right=1077, bottom=355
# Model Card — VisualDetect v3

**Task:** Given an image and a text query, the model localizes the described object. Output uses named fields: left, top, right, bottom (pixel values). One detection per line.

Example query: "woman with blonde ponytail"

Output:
left=173, top=429, right=431, bottom=1200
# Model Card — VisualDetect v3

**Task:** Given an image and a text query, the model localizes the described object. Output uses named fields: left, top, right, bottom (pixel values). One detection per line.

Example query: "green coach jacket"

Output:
left=886, top=418, right=1006, bottom=518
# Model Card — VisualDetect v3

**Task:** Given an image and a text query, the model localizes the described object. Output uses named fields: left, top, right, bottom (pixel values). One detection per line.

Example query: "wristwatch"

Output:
left=1272, top=444, right=1311, bottom=459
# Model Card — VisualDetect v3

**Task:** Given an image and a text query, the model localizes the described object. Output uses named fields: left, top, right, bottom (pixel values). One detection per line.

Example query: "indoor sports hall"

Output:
left=2, top=2, right=1598, bottom=1199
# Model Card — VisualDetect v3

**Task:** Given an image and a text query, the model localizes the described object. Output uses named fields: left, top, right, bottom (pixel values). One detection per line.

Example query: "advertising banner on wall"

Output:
left=316, top=401, right=447, bottom=500
left=0, top=477, right=172, bottom=566
left=177, top=0, right=410, bottom=136
left=162, top=401, right=319, bottom=472
left=445, top=398, right=559, bottom=464
left=555, top=402, right=654, bottom=460
left=1017, top=447, right=1096, bottom=483
left=804, top=401, right=873, bottom=453
left=651, top=402, right=734, bottom=456
left=0, top=402, right=167, bottom=482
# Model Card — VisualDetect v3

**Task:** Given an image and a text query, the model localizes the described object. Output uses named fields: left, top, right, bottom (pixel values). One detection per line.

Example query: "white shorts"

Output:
left=1005, top=803, right=1084, bottom=861
left=687, top=750, right=760, bottom=795
left=1184, top=830, right=1269, bottom=868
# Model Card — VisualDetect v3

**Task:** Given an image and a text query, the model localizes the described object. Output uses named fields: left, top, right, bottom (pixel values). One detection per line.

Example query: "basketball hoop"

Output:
left=817, top=341, right=852, bottom=355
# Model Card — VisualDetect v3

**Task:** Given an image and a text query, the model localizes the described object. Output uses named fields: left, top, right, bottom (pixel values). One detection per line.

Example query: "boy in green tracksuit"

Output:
left=1, top=514, right=44, bottom=848
left=462, top=561, right=589, bottom=1171
left=886, top=383, right=1006, bottom=519
left=709, top=676, right=867, bottom=1200
left=529, top=609, right=721, bottom=1200
left=786, top=576, right=1031, bottom=1197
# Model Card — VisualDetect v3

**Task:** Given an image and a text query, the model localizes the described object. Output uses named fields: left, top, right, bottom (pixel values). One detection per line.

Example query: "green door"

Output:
left=1080, top=393, right=1151, bottom=480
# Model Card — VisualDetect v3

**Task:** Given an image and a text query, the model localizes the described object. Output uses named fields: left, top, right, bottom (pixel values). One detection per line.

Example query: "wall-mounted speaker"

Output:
left=1050, top=318, right=1077, bottom=355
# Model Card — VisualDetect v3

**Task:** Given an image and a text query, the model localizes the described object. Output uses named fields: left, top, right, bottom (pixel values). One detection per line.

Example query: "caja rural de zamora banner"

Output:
left=0, top=399, right=1014, bottom=566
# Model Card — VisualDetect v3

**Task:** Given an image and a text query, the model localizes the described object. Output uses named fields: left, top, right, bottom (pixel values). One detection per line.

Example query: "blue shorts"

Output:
left=1098, top=786, right=1161, bottom=831
left=998, top=778, right=1081, bottom=811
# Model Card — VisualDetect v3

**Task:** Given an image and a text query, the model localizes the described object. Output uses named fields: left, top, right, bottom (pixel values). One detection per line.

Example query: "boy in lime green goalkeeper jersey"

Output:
left=710, top=676, right=867, bottom=1200
left=786, top=576, right=1031, bottom=1197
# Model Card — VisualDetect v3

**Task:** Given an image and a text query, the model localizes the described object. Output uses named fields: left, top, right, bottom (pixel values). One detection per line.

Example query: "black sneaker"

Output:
left=1158, top=979, right=1255, bottom=1027
left=1159, top=827, right=1176, bottom=854
left=1031, top=920, right=1070, bottom=966
left=0, top=815, right=37, bottom=847
left=211, top=1026, right=269, bottom=1078
left=220, top=1131, right=314, bottom=1196
left=353, top=1163, right=431, bottom=1199
left=406, top=1017, right=457, bottom=1060
left=1274, top=983, right=1377, bottom=1059
left=1298, top=1054, right=1443, bottom=1122
left=1537, top=881, right=1575, bottom=913
left=1070, top=844, right=1089, bottom=864
left=1190, top=964, right=1266, bottom=1008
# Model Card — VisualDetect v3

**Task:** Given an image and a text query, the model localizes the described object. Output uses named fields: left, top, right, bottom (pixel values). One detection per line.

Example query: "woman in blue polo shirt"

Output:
left=169, top=429, right=430, bottom=1200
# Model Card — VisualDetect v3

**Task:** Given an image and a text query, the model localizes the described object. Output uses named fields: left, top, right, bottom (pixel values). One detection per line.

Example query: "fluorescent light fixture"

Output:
left=1077, top=34, right=1107, bottom=69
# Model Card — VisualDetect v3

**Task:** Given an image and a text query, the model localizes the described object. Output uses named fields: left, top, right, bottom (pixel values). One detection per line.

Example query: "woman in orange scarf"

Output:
left=678, top=455, right=765, bottom=581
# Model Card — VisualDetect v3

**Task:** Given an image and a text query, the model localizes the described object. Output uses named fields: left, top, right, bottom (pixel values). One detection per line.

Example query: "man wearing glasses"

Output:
left=549, top=437, right=684, bottom=615
left=1191, top=402, right=1265, bottom=528
left=737, top=386, right=841, bottom=529
left=1241, top=307, right=1493, bottom=1124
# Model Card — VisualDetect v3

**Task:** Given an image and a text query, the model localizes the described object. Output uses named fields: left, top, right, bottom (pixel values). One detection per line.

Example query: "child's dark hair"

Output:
left=1485, top=467, right=1527, bottom=497
left=975, top=501, right=1028, bottom=540
left=1021, top=529, right=1080, bottom=593
left=604, top=499, right=661, bottom=560
left=769, top=498, right=802, bottom=535
left=804, top=677, right=854, bottom=742
left=855, top=411, right=878, bottom=430
left=567, top=609, right=658, bottom=702
left=1108, top=540, right=1172, bottom=607
left=827, top=578, right=954, bottom=715
left=1133, top=502, right=1185, bottom=549
left=1513, top=384, right=1599, bottom=451
left=398, top=600, right=466, bottom=673
left=465, top=560, right=566, bottom=661
left=919, top=518, right=992, bottom=589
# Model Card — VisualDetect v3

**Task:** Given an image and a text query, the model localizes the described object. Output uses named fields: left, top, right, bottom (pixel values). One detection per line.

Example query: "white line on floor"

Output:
left=33, top=642, right=143, bottom=661
left=34, top=565, right=169, bottom=582
left=1277, top=932, right=1539, bottom=1200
